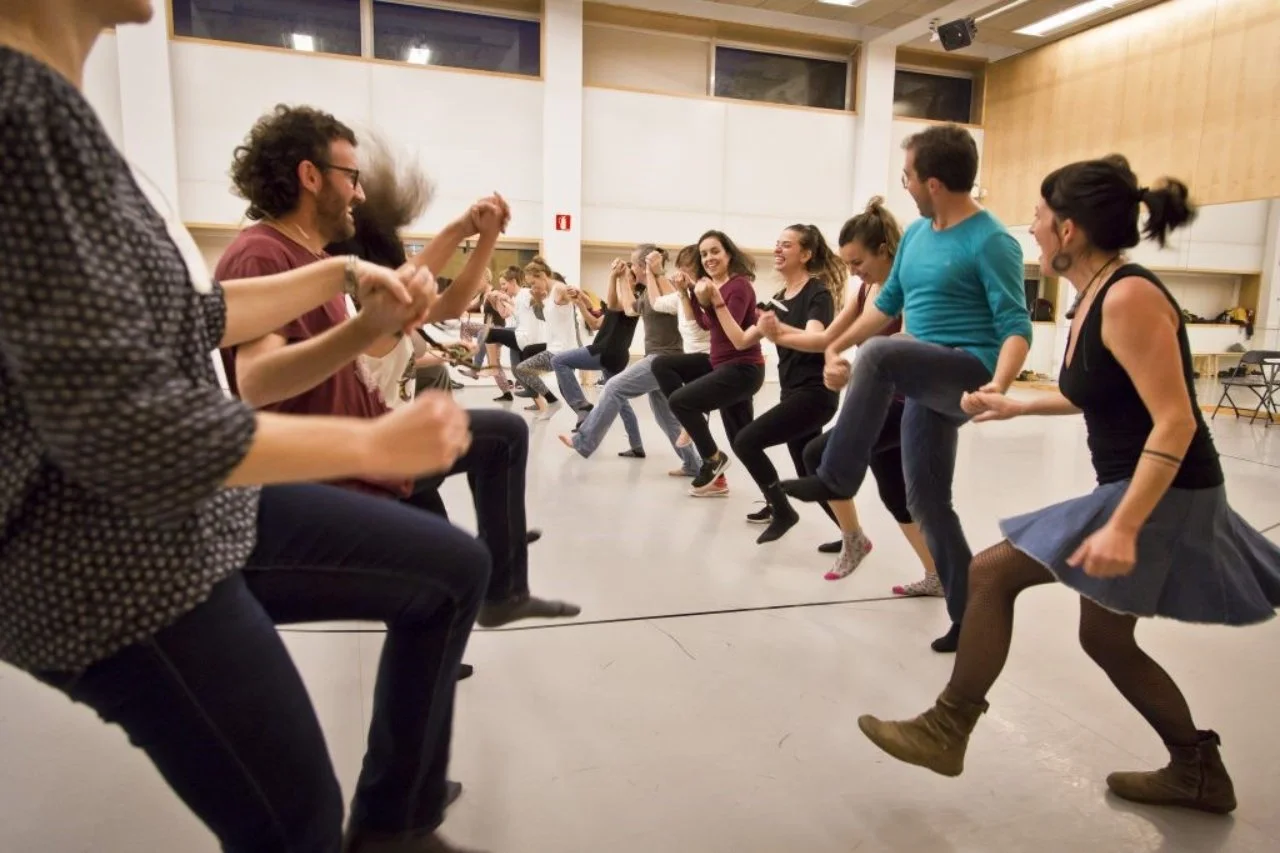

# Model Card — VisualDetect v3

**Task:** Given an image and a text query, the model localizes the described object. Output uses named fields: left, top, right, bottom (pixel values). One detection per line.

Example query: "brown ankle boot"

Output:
left=1106, top=730, right=1237, bottom=814
left=858, top=686, right=988, bottom=777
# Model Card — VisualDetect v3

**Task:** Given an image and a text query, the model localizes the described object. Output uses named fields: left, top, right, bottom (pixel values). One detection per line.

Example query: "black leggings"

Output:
left=802, top=397, right=913, bottom=525
left=485, top=327, right=544, bottom=368
left=732, top=385, right=837, bottom=492
left=652, top=354, right=764, bottom=459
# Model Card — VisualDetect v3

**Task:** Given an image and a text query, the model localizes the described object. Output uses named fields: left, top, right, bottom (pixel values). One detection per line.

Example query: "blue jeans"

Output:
left=551, top=346, right=642, bottom=448
left=817, top=336, right=991, bottom=624
left=34, top=484, right=490, bottom=852
left=571, top=354, right=701, bottom=472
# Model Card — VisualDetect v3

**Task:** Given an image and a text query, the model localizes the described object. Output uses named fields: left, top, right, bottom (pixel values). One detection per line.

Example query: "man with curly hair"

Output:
left=216, top=105, right=579, bottom=628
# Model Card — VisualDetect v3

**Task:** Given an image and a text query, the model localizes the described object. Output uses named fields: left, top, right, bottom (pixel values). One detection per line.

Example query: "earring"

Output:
left=1051, top=252, right=1072, bottom=273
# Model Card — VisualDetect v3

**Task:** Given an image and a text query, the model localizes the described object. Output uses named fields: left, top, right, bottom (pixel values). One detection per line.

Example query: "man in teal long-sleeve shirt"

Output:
left=782, top=124, right=1032, bottom=653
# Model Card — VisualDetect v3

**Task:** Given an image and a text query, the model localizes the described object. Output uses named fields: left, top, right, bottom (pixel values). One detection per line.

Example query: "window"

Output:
left=713, top=46, right=848, bottom=111
left=373, top=1, right=540, bottom=77
left=171, top=0, right=361, bottom=57
left=893, top=69, right=974, bottom=124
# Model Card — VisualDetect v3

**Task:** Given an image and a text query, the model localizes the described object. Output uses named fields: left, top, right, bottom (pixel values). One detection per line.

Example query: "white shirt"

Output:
left=513, top=289, right=547, bottom=350
left=652, top=291, right=710, bottom=354
left=543, top=290, right=579, bottom=354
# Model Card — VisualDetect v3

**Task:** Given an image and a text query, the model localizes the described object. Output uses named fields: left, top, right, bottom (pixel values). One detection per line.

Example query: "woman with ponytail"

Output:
left=858, top=155, right=1280, bottom=815
left=764, top=200, right=939, bottom=591
left=723, top=224, right=844, bottom=543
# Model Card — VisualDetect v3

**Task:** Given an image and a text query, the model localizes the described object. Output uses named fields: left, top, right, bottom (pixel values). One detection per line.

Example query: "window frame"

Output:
left=370, top=0, right=542, bottom=77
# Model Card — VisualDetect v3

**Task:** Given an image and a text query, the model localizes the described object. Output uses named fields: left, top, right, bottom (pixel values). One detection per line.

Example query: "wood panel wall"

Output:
left=982, top=0, right=1280, bottom=224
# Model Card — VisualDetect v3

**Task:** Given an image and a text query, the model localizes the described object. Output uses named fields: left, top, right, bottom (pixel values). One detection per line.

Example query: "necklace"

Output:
left=1065, top=255, right=1122, bottom=320
left=266, top=218, right=324, bottom=258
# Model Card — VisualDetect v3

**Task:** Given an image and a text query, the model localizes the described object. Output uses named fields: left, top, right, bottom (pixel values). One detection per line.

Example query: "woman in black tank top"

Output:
left=859, top=155, right=1279, bottom=814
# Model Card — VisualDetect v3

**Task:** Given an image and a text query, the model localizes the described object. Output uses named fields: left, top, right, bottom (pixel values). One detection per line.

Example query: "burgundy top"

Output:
left=855, top=280, right=903, bottom=336
left=215, top=225, right=409, bottom=499
left=690, top=275, right=765, bottom=368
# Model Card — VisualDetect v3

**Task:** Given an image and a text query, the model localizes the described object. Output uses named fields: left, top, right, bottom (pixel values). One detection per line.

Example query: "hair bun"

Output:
left=864, top=195, right=886, bottom=213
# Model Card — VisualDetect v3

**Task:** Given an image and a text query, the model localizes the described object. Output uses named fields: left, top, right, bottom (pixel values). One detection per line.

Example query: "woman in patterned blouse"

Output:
left=0, top=4, right=494, bottom=852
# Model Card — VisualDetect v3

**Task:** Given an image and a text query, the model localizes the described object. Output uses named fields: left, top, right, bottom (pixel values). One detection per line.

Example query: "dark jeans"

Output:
left=406, top=408, right=529, bottom=604
left=652, top=354, right=764, bottom=459
left=34, top=484, right=490, bottom=853
left=817, top=337, right=990, bottom=623
left=732, top=384, right=838, bottom=491
left=803, top=397, right=913, bottom=526
left=485, top=328, right=543, bottom=369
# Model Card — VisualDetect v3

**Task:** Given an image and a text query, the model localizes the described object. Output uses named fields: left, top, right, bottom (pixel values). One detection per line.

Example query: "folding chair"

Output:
left=1211, top=350, right=1280, bottom=424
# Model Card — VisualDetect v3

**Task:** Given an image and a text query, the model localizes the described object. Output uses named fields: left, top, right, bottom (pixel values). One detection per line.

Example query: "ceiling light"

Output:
left=407, top=46, right=432, bottom=65
left=291, top=33, right=315, bottom=52
left=1015, top=0, right=1125, bottom=37
left=817, top=0, right=863, bottom=7
left=975, top=0, right=1036, bottom=24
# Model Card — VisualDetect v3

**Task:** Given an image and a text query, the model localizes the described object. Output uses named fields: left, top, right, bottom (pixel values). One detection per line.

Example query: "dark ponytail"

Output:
left=1140, top=179, right=1196, bottom=248
left=1040, top=154, right=1197, bottom=251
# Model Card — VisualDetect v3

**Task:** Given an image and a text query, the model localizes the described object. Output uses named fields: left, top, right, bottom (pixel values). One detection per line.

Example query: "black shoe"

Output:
left=446, top=780, right=464, bottom=806
left=546, top=392, right=559, bottom=404
left=817, top=540, right=841, bottom=554
left=493, top=392, right=514, bottom=402
left=449, top=380, right=464, bottom=391
left=526, top=528, right=542, bottom=545
left=618, top=448, right=646, bottom=458
left=746, top=504, right=772, bottom=524
left=931, top=622, right=961, bottom=653
left=692, top=453, right=731, bottom=490
left=457, top=663, right=474, bottom=681
left=756, top=483, right=800, bottom=544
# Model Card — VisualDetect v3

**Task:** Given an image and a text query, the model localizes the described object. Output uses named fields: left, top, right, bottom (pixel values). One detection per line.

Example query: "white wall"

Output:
left=168, top=41, right=544, bottom=239
left=581, top=87, right=857, bottom=251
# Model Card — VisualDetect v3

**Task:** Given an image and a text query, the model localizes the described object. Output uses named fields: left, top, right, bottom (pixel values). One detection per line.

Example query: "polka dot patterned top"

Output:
left=0, top=48, right=261, bottom=673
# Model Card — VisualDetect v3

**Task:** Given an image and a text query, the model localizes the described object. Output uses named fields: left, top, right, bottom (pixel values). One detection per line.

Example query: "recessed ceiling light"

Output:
left=407, top=46, right=432, bottom=65
left=974, top=0, right=1036, bottom=24
left=291, top=33, right=315, bottom=52
left=817, top=0, right=863, bottom=7
left=1015, top=0, right=1126, bottom=37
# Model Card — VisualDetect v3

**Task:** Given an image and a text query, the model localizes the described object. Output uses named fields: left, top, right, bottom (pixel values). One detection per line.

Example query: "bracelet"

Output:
left=342, top=255, right=360, bottom=297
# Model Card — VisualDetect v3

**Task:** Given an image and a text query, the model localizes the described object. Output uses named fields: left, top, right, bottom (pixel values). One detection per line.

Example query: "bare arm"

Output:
left=617, top=271, right=639, bottom=316
left=422, top=229, right=499, bottom=323
left=220, top=256, right=351, bottom=348
left=987, top=335, right=1032, bottom=393
left=826, top=304, right=895, bottom=357
left=772, top=286, right=867, bottom=353
left=406, top=218, right=471, bottom=276
left=236, top=315, right=384, bottom=408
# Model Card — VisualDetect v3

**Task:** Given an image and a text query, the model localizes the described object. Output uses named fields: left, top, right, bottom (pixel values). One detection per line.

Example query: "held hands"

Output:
left=355, top=262, right=437, bottom=335
left=757, top=311, right=780, bottom=340
left=646, top=251, right=664, bottom=274
left=1067, top=523, right=1137, bottom=578
left=823, top=353, right=852, bottom=391
left=669, top=271, right=692, bottom=292
left=960, top=385, right=1026, bottom=422
left=610, top=258, right=627, bottom=278
left=362, top=391, right=472, bottom=478
left=463, top=192, right=511, bottom=237
left=694, top=278, right=715, bottom=307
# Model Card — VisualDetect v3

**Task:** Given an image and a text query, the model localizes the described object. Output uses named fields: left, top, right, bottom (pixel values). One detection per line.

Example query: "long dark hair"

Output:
left=695, top=230, right=755, bottom=281
left=325, top=133, right=433, bottom=266
left=1040, top=154, right=1196, bottom=250
left=783, top=223, right=846, bottom=305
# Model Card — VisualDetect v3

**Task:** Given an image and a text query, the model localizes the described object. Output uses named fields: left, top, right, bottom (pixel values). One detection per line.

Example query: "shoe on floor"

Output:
left=691, top=453, right=732, bottom=490
left=690, top=474, right=729, bottom=497
left=477, top=592, right=581, bottom=628
left=1106, top=730, right=1237, bottom=814
left=618, top=448, right=646, bottom=458
left=746, top=504, right=772, bottom=524
left=817, top=540, right=841, bottom=554
left=457, top=663, right=474, bottom=681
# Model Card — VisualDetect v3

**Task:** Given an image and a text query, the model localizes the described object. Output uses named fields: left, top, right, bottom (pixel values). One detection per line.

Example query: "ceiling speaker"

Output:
left=936, top=18, right=977, bottom=52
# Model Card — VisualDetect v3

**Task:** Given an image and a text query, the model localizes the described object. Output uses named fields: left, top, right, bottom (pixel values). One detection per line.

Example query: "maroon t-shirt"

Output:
left=688, top=275, right=765, bottom=368
left=215, top=224, right=409, bottom=499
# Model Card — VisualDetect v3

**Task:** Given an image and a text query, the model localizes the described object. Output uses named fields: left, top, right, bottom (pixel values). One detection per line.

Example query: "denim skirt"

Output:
left=999, top=481, right=1280, bottom=626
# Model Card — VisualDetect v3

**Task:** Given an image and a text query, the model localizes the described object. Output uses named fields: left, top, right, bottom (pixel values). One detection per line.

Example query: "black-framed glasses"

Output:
left=315, top=161, right=361, bottom=188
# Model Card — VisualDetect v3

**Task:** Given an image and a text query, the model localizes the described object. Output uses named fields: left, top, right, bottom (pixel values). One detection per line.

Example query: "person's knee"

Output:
left=730, top=424, right=761, bottom=460
left=265, top=765, right=343, bottom=852
left=1078, top=611, right=1136, bottom=670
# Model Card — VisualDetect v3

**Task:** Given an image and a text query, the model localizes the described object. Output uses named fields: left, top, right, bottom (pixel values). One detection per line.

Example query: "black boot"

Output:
left=756, top=484, right=800, bottom=544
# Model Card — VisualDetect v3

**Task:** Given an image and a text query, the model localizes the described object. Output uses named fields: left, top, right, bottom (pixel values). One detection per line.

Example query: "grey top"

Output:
left=0, top=47, right=260, bottom=673
left=637, top=290, right=683, bottom=356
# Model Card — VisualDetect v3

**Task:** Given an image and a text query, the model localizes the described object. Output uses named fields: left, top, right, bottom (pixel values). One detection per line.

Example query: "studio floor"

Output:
left=3, top=384, right=1279, bottom=853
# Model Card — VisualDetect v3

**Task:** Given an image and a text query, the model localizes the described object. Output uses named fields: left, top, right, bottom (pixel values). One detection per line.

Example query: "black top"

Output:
left=0, top=48, right=259, bottom=672
left=774, top=278, right=836, bottom=390
left=1059, top=264, right=1222, bottom=489
left=589, top=310, right=640, bottom=374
